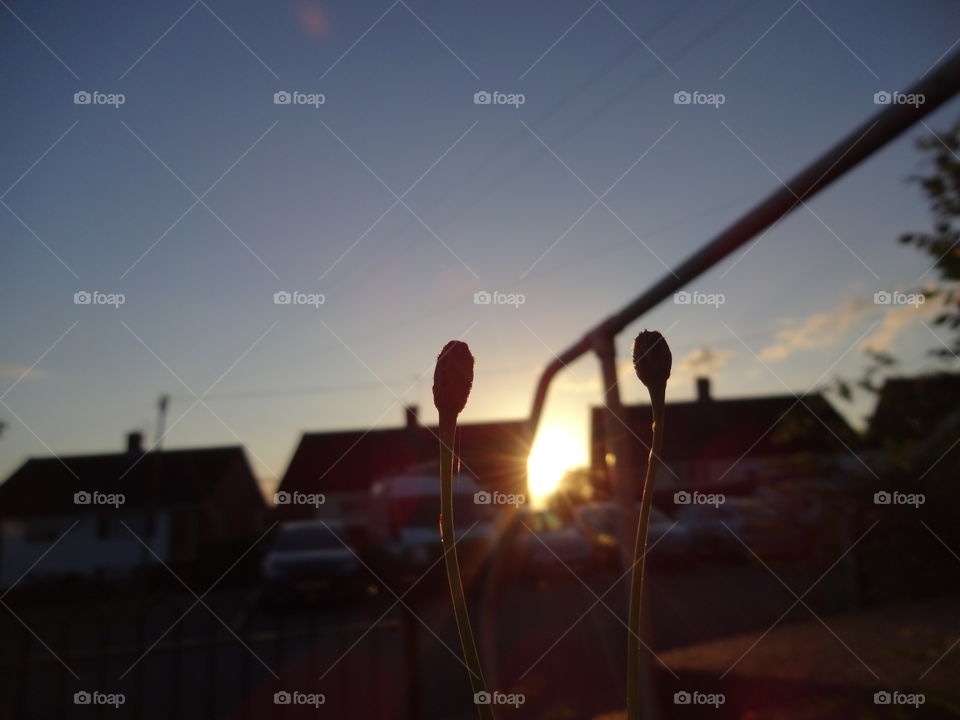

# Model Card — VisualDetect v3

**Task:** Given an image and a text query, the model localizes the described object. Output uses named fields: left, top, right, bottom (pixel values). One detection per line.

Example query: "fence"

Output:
left=0, top=591, right=418, bottom=719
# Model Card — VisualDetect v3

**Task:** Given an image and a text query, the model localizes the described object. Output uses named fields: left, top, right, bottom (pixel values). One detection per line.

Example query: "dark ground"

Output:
left=4, top=551, right=933, bottom=720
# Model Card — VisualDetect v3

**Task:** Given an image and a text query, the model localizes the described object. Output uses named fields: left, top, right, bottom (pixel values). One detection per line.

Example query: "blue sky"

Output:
left=2, top=0, right=959, bottom=490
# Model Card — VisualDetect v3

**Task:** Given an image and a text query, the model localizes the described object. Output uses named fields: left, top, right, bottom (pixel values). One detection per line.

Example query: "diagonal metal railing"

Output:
left=526, top=46, right=960, bottom=438
left=516, top=45, right=960, bottom=720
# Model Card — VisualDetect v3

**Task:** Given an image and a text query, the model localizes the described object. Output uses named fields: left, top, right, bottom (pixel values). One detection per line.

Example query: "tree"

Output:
left=831, top=118, right=960, bottom=405
left=900, top=117, right=960, bottom=358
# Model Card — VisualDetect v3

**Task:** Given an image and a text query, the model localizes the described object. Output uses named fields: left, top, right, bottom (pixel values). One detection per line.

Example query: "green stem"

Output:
left=439, top=417, right=495, bottom=720
left=627, top=384, right=665, bottom=720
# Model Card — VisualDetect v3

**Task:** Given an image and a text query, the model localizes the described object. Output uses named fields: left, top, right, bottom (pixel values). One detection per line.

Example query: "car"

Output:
left=368, top=467, right=499, bottom=591
left=677, top=495, right=797, bottom=561
left=676, top=499, right=747, bottom=559
left=572, top=501, right=693, bottom=569
left=260, top=520, right=364, bottom=608
left=507, top=507, right=619, bottom=579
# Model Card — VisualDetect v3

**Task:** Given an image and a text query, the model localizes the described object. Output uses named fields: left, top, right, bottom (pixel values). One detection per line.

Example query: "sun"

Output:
left=526, top=424, right=584, bottom=505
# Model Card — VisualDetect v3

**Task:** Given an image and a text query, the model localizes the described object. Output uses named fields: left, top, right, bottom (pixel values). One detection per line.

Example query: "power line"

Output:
left=319, top=0, right=710, bottom=299
left=325, top=0, right=764, bottom=296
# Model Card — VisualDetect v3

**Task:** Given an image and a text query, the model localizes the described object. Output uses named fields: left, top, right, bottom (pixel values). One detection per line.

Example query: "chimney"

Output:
left=404, top=405, right=419, bottom=429
left=696, top=377, right=711, bottom=403
left=126, top=431, right=144, bottom=454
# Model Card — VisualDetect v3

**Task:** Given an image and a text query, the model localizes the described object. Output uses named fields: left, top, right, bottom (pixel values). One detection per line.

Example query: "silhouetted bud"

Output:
left=632, top=330, right=671, bottom=390
left=433, top=341, right=474, bottom=419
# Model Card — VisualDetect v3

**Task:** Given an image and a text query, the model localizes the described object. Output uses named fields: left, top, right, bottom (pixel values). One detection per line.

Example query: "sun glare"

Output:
left=527, top=425, right=584, bottom=505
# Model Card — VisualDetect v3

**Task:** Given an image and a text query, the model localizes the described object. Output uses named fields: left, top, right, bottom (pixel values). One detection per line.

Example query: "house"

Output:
left=0, top=432, right=269, bottom=589
left=590, top=378, right=861, bottom=500
left=275, top=406, right=531, bottom=531
left=865, top=373, right=960, bottom=488
left=868, top=373, right=960, bottom=447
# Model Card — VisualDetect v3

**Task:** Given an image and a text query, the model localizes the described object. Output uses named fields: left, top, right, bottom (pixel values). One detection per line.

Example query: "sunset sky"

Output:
left=2, top=0, right=959, bottom=491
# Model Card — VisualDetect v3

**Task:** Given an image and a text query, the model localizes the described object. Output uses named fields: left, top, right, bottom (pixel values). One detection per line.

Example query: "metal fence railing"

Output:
left=0, top=597, right=416, bottom=720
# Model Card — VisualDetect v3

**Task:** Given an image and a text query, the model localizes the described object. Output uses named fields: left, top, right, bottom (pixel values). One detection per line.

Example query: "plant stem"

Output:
left=627, top=383, right=665, bottom=720
left=439, top=418, right=495, bottom=720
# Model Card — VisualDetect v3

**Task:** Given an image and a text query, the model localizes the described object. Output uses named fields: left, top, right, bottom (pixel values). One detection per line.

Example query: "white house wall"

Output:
left=0, top=514, right=171, bottom=590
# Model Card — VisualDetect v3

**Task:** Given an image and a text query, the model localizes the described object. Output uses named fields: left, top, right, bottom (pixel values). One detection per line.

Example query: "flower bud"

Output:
left=433, top=341, right=474, bottom=420
left=632, top=330, right=672, bottom=390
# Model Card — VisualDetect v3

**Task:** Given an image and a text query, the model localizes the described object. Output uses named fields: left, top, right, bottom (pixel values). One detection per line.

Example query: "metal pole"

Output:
left=592, top=332, right=634, bottom=561
left=526, top=47, right=960, bottom=437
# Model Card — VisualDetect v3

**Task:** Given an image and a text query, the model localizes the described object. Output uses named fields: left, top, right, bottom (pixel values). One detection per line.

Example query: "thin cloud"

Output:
left=0, top=364, right=49, bottom=381
left=761, top=291, right=944, bottom=361
left=862, top=294, right=942, bottom=353
left=676, top=346, right=735, bottom=376
left=761, top=299, right=870, bottom=361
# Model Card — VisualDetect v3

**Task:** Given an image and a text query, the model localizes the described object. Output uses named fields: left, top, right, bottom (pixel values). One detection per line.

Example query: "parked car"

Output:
left=677, top=499, right=745, bottom=559
left=368, top=466, right=498, bottom=589
left=678, top=495, right=801, bottom=561
left=507, top=507, right=619, bottom=579
left=572, top=501, right=693, bottom=569
left=260, top=520, right=364, bottom=607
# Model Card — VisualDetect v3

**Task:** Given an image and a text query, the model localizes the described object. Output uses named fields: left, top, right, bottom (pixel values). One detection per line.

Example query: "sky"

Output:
left=2, top=0, right=959, bottom=493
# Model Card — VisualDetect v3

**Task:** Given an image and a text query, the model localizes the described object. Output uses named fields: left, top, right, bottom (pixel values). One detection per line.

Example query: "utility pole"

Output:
left=155, top=394, right=169, bottom=449
left=140, top=393, right=169, bottom=594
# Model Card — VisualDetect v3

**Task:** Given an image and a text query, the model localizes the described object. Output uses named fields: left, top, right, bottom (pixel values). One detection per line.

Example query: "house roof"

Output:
left=0, top=445, right=261, bottom=518
left=591, top=389, right=860, bottom=470
left=868, top=373, right=960, bottom=445
left=279, top=420, right=531, bottom=496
